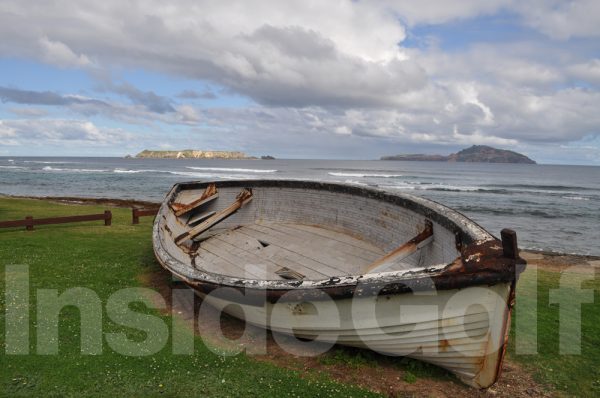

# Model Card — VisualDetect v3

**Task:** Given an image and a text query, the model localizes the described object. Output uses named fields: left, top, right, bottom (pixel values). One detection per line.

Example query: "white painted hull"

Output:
left=198, top=282, right=512, bottom=388
left=153, top=180, right=524, bottom=389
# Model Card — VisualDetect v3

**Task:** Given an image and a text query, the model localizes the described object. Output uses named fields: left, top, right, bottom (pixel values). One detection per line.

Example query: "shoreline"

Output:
left=0, top=193, right=160, bottom=209
left=2, top=193, right=599, bottom=264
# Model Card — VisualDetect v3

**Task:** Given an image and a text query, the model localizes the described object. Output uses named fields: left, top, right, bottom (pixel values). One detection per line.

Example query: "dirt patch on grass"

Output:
left=2, top=194, right=160, bottom=209
left=140, top=267, right=553, bottom=397
left=520, top=250, right=599, bottom=273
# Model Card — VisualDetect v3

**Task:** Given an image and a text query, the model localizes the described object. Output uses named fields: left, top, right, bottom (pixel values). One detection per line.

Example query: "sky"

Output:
left=0, top=1, right=599, bottom=164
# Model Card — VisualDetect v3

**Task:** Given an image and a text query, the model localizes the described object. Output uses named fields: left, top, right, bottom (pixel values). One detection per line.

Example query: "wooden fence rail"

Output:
left=132, top=208, right=159, bottom=224
left=0, top=211, right=112, bottom=231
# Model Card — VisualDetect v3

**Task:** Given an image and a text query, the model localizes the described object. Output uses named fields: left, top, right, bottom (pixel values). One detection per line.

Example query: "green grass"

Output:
left=0, top=197, right=380, bottom=397
left=508, top=266, right=600, bottom=396
left=1, top=197, right=598, bottom=396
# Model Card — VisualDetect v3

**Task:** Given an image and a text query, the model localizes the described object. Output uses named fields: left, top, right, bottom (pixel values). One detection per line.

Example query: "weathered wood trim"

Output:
left=171, top=183, right=218, bottom=217
left=174, top=189, right=253, bottom=245
left=364, top=220, right=434, bottom=274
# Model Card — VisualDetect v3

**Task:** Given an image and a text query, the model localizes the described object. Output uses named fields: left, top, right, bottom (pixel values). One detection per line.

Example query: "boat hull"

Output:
left=193, top=281, right=513, bottom=388
left=152, top=180, right=524, bottom=388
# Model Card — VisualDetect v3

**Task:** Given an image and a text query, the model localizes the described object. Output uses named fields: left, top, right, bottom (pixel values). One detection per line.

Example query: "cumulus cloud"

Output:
left=514, top=0, right=600, bottom=40
left=39, top=36, right=92, bottom=68
left=0, top=119, right=132, bottom=145
left=0, top=0, right=598, bottom=157
left=0, top=0, right=423, bottom=108
left=568, top=59, right=600, bottom=86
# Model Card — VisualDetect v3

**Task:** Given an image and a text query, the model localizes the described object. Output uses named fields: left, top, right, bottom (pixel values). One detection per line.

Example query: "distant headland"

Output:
left=135, top=150, right=255, bottom=159
left=381, top=145, right=536, bottom=164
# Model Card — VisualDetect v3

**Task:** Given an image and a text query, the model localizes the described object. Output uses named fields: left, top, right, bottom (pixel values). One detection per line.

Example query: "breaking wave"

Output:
left=42, top=166, right=106, bottom=173
left=112, top=169, right=167, bottom=174
left=168, top=171, right=254, bottom=179
left=454, top=206, right=564, bottom=219
left=24, top=160, right=79, bottom=164
left=562, top=195, right=590, bottom=201
left=488, top=183, right=595, bottom=192
left=343, top=179, right=369, bottom=186
left=186, top=167, right=277, bottom=173
left=328, top=172, right=402, bottom=178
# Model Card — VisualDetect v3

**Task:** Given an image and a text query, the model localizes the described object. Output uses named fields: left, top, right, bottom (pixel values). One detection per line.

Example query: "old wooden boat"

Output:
left=153, top=180, right=526, bottom=388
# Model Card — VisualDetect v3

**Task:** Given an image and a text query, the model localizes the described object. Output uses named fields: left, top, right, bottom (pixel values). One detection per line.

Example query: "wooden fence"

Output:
left=132, top=208, right=159, bottom=224
left=0, top=211, right=112, bottom=231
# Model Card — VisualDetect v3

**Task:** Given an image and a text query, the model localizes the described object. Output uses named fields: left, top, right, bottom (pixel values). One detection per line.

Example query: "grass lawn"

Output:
left=1, top=197, right=598, bottom=396
left=507, top=266, right=600, bottom=396
left=0, top=198, right=380, bottom=397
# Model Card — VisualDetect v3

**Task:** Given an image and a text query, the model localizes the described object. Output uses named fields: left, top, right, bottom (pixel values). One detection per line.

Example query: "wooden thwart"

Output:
left=363, top=220, right=433, bottom=274
left=188, top=211, right=217, bottom=226
left=175, top=189, right=253, bottom=245
left=170, top=183, right=218, bottom=217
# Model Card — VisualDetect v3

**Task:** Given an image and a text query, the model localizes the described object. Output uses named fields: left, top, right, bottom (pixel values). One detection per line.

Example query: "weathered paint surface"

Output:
left=152, top=179, right=526, bottom=388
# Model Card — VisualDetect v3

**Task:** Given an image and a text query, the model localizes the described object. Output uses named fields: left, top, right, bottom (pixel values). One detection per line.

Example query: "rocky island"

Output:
left=136, top=150, right=254, bottom=159
left=381, top=145, right=536, bottom=164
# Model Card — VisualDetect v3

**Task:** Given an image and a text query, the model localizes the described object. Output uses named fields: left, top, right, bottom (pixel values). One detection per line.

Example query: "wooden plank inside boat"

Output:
left=363, top=220, right=434, bottom=274
left=175, top=188, right=253, bottom=245
left=170, top=183, right=218, bottom=217
left=194, top=223, right=386, bottom=279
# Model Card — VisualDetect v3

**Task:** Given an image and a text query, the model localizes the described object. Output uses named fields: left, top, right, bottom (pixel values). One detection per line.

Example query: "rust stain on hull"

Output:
left=152, top=180, right=528, bottom=389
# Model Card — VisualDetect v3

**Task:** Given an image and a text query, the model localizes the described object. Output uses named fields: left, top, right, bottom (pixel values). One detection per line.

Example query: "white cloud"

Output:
left=568, top=59, right=600, bottom=86
left=175, top=105, right=202, bottom=123
left=39, top=36, right=92, bottom=68
left=515, top=0, right=600, bottom=40
left=0, top=0, right=598, bottom=158
left=381, top=0, right=511, bottom=26
left=0, top=119, right=132, bottom=146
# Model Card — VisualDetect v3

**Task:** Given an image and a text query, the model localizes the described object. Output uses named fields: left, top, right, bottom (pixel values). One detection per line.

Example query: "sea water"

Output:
left=1, top=157, right=598, bottom=256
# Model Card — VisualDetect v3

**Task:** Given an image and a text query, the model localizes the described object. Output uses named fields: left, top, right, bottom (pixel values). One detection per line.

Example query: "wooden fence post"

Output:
left=104, top=210, right=112, bottom=226
left=132, top=208, right=139, bottom=225
left=25, top=216, right=34, bottom=231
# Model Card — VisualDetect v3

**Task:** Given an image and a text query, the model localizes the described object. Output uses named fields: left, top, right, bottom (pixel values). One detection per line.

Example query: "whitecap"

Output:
left=24, top=160, right=78, bottom=164
left=168, top=171, right=253, bottom=179
left=328, top=172, right=401, bottom=178
left=186, top=167, right=277, bottom=173
left=420, top=184, right=480, bottom=192
left=42, top=166, right=105, bottom=173
left=562, top=195, right=590, bottom=201
left=343, top=179, right=368, bottom=186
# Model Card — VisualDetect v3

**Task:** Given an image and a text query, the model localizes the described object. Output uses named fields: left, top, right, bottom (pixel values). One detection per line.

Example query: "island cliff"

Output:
left=136, top=150, right=253, bottom=159
left=381, top=145, right=536, bottom=164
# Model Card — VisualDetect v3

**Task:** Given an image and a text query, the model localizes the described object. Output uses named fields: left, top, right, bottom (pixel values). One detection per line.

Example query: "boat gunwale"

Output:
left=153, top=180, right=524, bottom=298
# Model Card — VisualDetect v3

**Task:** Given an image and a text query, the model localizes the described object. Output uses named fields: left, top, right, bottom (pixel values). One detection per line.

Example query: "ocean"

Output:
left=1, top=157, right=598, bottom=256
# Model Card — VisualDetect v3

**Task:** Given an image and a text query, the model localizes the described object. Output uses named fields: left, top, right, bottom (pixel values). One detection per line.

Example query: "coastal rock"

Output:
left=136, top=149, right=252, bottom=159
left=381, top=145, right=536, bottom=164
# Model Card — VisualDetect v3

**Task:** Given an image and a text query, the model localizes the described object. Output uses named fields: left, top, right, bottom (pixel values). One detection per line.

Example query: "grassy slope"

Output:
left=0, top=198, right=379, bottom=397
left=508, top=267, right=599, bottom=396
left=0, top=197, right=598, bottom=396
